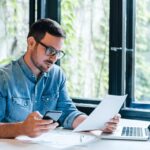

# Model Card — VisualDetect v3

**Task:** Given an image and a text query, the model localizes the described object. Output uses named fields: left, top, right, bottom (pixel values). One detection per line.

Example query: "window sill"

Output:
left=120, top=107, right=150, bottom=121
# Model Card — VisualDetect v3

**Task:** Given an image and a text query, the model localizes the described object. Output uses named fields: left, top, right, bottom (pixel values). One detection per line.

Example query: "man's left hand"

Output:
left=101, top=114, right=121, bottom=133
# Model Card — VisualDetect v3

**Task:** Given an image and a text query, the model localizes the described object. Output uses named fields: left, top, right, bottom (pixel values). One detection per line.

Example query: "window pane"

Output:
left=61, top=0, right=109, bottom=99
left=135, top=0, right=150, bottom=101
left=0, top=0, right=29, bottom=64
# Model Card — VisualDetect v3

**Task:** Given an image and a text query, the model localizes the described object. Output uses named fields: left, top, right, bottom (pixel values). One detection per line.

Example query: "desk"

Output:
left=0, top=119, right=150, bottom=150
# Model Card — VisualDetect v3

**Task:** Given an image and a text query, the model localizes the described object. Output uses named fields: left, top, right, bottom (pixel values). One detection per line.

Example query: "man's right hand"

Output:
left=21, top=111, right=59, bottom=137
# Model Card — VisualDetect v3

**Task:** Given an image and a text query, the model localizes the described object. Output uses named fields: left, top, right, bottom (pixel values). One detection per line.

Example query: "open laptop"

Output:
left=101, top=125, right=149, bottom=141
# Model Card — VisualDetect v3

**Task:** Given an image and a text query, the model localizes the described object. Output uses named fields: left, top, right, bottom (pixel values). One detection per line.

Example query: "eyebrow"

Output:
left=39, top=41, right=56, bottom=50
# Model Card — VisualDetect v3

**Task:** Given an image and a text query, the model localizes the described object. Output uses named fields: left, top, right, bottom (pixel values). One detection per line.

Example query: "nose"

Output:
left=49, top=55, right=57, bottom=63
left=50, top=54, right=57, bottom=59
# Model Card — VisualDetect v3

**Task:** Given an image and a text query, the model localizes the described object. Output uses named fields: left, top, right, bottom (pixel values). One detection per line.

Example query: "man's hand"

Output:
left=101, top=114, right=121, bottom=133
left=21, top=111, right=59, bottom=137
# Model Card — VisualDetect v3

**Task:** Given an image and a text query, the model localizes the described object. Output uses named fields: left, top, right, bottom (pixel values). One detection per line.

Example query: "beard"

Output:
left=32, top=58, right=54, bottom=73
left=30, top=49, right=54, bottom=73
left=42, top=60, right=54, bottom=72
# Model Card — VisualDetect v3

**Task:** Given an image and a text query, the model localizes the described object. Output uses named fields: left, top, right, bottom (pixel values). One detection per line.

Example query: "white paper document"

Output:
left=16, top=129, right=98, bottom=148
left=74, top=94, right=127, bottom=132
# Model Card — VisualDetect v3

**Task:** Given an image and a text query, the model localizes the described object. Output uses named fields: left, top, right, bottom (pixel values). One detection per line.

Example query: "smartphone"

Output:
left=43, top=110, right=62, bottom=122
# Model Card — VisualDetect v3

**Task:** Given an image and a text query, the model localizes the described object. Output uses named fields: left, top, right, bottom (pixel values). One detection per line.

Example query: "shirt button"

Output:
left=46, top=98, right=49, bottom=101
left=24, top=102, right=28, bottom=106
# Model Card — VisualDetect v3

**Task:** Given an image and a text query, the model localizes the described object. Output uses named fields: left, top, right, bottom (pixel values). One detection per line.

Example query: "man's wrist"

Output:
left=13, top=122, right=24, bottom=137
left=72, top=115, right=87, bottom=129
left=0, top=122, right=24, bottom=138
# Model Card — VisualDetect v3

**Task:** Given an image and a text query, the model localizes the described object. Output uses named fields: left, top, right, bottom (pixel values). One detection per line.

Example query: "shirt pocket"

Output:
left=8, top=97, right=32, bottom=122
left=12, top=97, right=31, bottom=107
left=40, top=93, right=59, bottom=113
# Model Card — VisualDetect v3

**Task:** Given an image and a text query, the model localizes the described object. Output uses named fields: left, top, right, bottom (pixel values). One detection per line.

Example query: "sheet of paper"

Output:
left=74, top=94, right=127, bottom=132
left=16, top=129, right=98, bottom=148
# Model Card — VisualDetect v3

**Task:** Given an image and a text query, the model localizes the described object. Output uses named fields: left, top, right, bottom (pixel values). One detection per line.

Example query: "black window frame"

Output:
left=109, top=0, right=150, bottom=120
left=126, top=0, right=150, bottom=109
left=29, top=0, right=150, bottom=119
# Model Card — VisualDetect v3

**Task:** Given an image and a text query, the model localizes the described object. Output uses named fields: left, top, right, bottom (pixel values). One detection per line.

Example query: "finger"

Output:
left=31, top=122, right=59, bottom=135
left=29, top=111, right=43, bottom=120
left=102, top=124, right=117, bottom=133
left=35, top=119, right=54, bottom=125
left=102, top=128, right=114, bottom=133
left=109, top=116, right=120, bottom=124
left=39, top=122, right=59, bottom=130
left=108, top=119, right=119, bottom=124
left=104, top=122, right=118, bottom=130
left=114, top=114, right=121, bottom=119
left=107, top=120, right=119, bottom=125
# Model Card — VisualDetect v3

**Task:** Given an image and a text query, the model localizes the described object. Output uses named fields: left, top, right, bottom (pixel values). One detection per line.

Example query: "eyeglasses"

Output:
left=37, top=40, right=65, bottom=59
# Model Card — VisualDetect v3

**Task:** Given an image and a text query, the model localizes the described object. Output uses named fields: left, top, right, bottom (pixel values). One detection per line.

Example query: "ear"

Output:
left=27, top=37, right=37, bottom=50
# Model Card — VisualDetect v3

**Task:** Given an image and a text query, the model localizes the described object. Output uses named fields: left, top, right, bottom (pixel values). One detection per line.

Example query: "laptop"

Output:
left=101, top=125, right=149, bottom=141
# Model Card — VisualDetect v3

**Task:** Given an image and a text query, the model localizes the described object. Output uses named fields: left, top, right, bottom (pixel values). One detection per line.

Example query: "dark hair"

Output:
left=27, top=18, right=66, bottom=41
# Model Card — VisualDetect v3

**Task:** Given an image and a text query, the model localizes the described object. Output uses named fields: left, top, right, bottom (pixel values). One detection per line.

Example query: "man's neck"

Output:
left=24, top=53, right=41, bottom=77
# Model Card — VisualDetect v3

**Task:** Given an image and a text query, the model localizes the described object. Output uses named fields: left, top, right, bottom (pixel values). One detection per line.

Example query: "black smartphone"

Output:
left=43, top=110, right=62, bottom=122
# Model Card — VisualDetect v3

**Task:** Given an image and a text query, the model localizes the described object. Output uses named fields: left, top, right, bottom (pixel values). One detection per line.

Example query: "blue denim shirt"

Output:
left=0, top=56, right=83, bottom=129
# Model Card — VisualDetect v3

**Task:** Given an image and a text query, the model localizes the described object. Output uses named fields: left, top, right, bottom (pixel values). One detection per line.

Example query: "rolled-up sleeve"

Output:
left=56, top=69, right=85, bottom=129
left=63, top=111, right=83, bottom=129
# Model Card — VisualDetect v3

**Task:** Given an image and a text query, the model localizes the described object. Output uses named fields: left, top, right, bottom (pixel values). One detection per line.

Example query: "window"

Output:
left=0, top=0, right=29, bottom=64
left=61, top=0, right=109, bottom=99
left=1, top=0, right=150, bottom=118
left=111, top=0, right=150, bottom=120
left=123, top=0, right=150, bottom=109
left=135, top=0, right=150, bottom=102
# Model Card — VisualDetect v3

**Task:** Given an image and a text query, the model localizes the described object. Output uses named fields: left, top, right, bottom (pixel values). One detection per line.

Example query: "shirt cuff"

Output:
left=63, top=111, right=85, bottom=129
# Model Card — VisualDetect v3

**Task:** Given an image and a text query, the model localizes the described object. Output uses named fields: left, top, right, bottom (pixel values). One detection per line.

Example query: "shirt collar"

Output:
left=18, top=56, right=48, bottom=82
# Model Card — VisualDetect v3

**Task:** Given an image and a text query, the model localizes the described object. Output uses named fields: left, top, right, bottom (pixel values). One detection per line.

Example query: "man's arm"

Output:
left=0, top=122, right=23, bottom=138
left=72, top=115, right=88, bottom=129
left=72, top=114, right=121, bottom=133
left=0, top=112, right=59, bottom=138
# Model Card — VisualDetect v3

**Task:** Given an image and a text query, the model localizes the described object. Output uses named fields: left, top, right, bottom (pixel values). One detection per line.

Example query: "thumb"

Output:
left=30, top=111, right=43, bottom=120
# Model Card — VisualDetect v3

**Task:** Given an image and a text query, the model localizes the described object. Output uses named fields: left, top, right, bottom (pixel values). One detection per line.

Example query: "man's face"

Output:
left=30, top=33, right=64, bottom=73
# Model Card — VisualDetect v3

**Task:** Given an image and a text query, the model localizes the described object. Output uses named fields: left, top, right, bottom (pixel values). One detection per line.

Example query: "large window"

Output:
left=0, top=0, right=29, bottom=64
left=135, top=0, right=150, bottom=102
left=1, top=0, right=150, bottom=118
left=107, top=0, right=150, bottom=118
left=61, top=0, right=109, bottom=99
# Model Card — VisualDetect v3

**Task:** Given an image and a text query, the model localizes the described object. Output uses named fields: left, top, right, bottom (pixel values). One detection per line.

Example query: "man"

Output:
left=0, top=18, right=120, bottom=138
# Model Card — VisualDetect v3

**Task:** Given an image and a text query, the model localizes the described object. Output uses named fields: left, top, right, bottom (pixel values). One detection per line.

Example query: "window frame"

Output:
left=109, top=0, right=150, bottom=119
left=125, top=0, right=150, bottom=109
left=29, top=0, right=150, bottom=119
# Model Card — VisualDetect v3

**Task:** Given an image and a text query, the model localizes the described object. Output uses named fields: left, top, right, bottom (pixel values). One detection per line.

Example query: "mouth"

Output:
left=45, top=60, right=54, bottom=65
left=44, top=60, right=54, bottom=70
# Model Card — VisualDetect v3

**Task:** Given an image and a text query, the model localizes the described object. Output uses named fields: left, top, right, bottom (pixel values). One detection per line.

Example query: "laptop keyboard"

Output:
left=121, top=126, right=149, bottom=137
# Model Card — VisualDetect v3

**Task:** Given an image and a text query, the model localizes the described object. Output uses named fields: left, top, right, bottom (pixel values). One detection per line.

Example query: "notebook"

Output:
left=101, top=125, right=149, bottom=141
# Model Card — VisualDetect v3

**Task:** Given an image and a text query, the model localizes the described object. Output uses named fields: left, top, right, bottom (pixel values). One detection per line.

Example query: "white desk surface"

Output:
left=0, top=119, right=150, bottom=150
